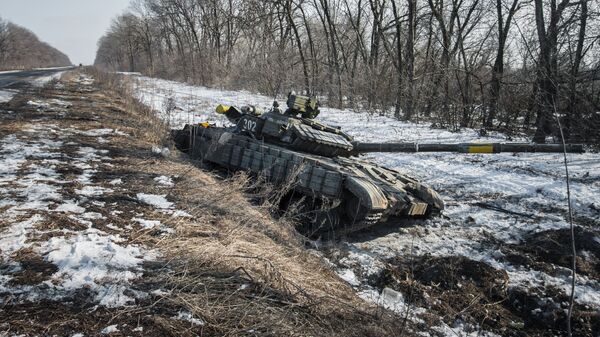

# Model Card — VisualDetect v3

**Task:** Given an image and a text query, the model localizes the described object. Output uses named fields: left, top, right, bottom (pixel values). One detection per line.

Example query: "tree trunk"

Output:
left=532, top=0, right=570, bottom=143
left=285, top=0, right=311, bottom=94
left=486, top=0, right=519, bottom=128
left=566, top=1, right=587, bottom=141
left=404, top=0, right=416, bottom=120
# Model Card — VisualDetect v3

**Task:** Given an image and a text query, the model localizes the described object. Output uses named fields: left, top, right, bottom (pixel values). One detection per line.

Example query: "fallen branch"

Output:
left=472, top=202, right=535, bottom=218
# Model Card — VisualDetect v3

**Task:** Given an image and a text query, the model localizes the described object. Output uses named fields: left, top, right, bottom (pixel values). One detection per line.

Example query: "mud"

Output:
left=374, top=255, right=599, bottom=336
left=501, top=226, right=600, bottom=280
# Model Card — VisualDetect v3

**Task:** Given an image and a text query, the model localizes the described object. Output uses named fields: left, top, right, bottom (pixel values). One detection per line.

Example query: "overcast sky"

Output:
left=0, top=0, right=132, bottom=65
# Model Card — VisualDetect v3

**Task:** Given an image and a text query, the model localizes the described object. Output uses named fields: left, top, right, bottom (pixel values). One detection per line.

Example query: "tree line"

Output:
left=94, top=0, right=600, bottom=144
left=0, top=17, right=72, bottom=71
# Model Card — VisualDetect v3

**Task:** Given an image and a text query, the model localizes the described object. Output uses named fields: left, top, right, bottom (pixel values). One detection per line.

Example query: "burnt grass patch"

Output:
left=373, top=255, right=599, bottom=336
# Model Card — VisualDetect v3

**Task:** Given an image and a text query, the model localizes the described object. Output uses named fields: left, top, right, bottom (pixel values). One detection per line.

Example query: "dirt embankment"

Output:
left=0, top=71, right=412, bottom=336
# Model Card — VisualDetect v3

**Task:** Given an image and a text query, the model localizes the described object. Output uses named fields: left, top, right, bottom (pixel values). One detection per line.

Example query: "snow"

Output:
left=74, top=73, right=95, bottom=86
left=0, top=116, right=168, bottom=309
left=43, top=230, right=148, bottom=307
left=109, top=178, right=123, bottom=185
left=31, top=71, right=65, bottom=87
left=76, top=185, right=112, bottom=197
left=357, top=287, right=427, bottom=323
left=0, top=89, right=16, bottom=103
left=152, top=145, right=171, bottom=157
left=0, top=214, right=43, bottom=257
left=151, top=289, right=171, bottom=296
left=136, top=193, right=173, bottom=209
left=337, top=269, right=360, bottom=286
left=431, top=322, right=502, bottom=337
left=33, top=66, right=75, bottom=71
left=55, top=202, right=87, bottom=214
left=133, top=217, right=162, bottom=229
left=117, top=71, right=142, bottom=76
left=175, top=311, right=205, bottom=326
left=154, top=175, right=174, bottom=187
left=100, top=325, right=120, bottom=334
left=171, top=210, right=192, bottom=217
left=78, top=128, right=128, bottom=137
left=379, top=287, right=408, bottom=313
left=0, top=69, right=23, bottom=74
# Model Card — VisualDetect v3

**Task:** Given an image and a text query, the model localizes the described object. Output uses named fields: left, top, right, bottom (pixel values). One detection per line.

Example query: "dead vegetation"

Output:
left=0, top=69, right=411, bottom=336
left=88, top=69, right=409, bottom=336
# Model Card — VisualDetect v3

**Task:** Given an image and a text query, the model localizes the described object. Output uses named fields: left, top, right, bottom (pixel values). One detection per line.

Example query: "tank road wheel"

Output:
left=341, top=194, right=383, bottom=234
left=279, top=192, right=342, bottom=238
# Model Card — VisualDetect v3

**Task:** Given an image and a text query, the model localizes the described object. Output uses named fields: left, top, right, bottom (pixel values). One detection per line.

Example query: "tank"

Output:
left=172, top=94, right=584, bottom=236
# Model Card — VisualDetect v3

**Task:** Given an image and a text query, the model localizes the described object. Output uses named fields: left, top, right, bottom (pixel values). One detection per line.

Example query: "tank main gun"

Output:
left=352, top=142, right=585, bottom=154
left=213, top=96, right=585, bottom=156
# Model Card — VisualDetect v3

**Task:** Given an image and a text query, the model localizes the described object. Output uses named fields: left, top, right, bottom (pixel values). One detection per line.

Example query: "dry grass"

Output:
left=75, top=69, right=410, bottom=336
left=1, top=69, right=402, bottom=336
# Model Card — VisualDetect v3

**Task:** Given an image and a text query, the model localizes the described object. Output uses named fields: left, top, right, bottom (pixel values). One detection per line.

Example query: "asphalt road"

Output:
left=0, top=67, right=75, bottom=89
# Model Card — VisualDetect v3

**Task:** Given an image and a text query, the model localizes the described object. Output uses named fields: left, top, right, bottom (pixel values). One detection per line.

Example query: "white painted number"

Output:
left=242, top=119, right=257, bottom=132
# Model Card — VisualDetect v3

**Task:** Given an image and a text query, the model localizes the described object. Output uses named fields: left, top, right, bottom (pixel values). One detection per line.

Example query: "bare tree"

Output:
left=427, top=0, right=482, bottom=124
left=564, top=0, right=589, bottom=140
left=1, top=20, right=71, bottom=70
left=532, top=0, right=571, bottom=143
left=403, top=0, right=416, bottom=120
left=0, top=17, right=8, bottom=64
left=485, top=0, right=520, bottom=128
left=284, top=0, right=311, bottom=94
left=93, top=0, right=600, bottom=145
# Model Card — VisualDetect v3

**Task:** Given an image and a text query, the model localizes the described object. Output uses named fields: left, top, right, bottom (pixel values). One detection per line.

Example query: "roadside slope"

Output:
left=0, top=71, right=405, bottom=336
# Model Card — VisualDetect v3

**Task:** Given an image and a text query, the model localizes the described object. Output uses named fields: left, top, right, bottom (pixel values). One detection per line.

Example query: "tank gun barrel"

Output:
left=353, top=142, right=585, bottom=154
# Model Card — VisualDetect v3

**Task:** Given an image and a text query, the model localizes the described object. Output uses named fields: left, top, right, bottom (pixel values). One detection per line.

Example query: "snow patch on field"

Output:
left=43, top=230, right=148, bottom=307
left=100, top=325, right=120, bottom=334
left=55, top=202, right=86, bottom=214
left=0, top=113, right=178, bottom=308
left=31, top=71, right=66, bottom=87
left=154, top=175, right=174, bottom=187
left=78, top=128, right=127, bottom=137
left=0, top=89, right=16, bottom=103
left=76, top=185, right=112, bottom=197
left=109, top=178, right=123, bottom=185
left=0, top=214, right=43, bottom=257
left=175, top=311, right=205, bottom=326
left=137, top=193, right=173, bottom=209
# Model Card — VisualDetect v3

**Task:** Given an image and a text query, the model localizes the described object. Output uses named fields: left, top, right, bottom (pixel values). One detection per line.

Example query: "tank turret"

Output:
left=215, top=94, right=356, bottom=157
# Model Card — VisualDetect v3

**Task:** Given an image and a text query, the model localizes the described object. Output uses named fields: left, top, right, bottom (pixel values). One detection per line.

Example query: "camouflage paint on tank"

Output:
left=173, top=99, right=444, bottom=235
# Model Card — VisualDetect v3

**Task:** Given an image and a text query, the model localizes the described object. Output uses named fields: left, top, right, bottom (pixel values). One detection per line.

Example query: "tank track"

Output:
left=334, top=210, right=383, bottom=235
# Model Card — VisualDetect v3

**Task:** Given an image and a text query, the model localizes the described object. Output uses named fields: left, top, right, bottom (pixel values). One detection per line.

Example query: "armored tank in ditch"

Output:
left=172, top=94, right=584, bottom=236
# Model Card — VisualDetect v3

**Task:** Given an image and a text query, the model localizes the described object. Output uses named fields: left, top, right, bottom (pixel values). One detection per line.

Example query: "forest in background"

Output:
left=0, top=17, right=71, bottom=71
left=94, top=0, right=600, bottom=144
